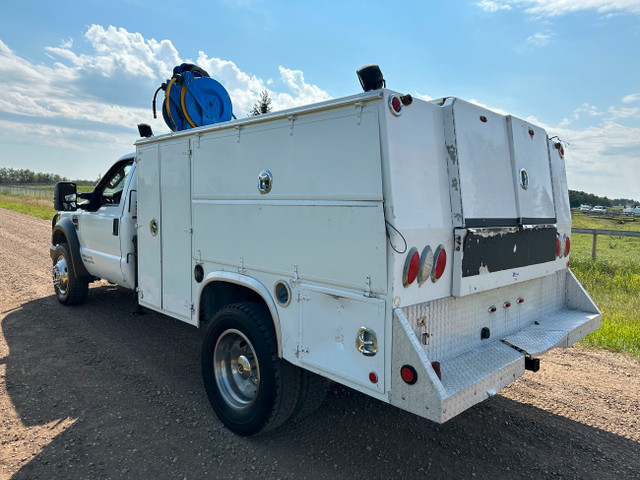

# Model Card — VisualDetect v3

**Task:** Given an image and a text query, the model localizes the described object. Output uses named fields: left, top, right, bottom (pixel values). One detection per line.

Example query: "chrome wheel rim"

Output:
left=52, top=255, right=69, bottom=296
left=214, top=329, right=260, bottom=411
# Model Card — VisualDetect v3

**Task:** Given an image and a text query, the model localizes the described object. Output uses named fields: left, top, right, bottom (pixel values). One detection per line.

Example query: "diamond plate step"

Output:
left=501, top=310, right=601, bottom=356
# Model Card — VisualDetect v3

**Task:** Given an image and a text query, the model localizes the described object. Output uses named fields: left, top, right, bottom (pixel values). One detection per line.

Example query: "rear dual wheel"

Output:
left=201, top=302, right=299, bottom=436
left=201, top=302, right=327, bottom=436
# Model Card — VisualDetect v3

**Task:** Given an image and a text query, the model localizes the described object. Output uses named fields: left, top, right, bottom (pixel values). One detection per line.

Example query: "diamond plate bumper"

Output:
left=390, top=269, right=601, bottom=423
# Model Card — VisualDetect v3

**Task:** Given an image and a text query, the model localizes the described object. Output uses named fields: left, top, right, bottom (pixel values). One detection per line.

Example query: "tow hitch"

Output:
left=524, top=356, right=540, bottom=372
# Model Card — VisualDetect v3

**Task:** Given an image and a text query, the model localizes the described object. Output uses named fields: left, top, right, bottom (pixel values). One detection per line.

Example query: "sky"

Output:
left=0, top=0, right=639, bottom=200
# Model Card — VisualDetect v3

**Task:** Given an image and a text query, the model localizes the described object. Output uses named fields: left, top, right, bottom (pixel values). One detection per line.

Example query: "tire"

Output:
left=52, top=243, right=88, bottom=306
left=289, top=369, right=327, bottom=422
left=201, top=302, right=299, bottom=436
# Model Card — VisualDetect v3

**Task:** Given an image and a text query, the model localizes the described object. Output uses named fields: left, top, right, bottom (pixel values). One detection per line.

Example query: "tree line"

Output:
left=568, top=190, right=638, bottom=208
left=0, top=167, right=94, bottom=186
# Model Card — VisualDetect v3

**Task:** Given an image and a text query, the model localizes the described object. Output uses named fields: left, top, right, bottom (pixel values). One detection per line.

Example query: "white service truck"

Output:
left=50, top=79, right=600, bottom=436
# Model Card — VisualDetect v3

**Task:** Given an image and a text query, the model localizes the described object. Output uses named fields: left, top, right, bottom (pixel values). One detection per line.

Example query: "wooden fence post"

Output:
left=591, top=232, right=597, bottom=260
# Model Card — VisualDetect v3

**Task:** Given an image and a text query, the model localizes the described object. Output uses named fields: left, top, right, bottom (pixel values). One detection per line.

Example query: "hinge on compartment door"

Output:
left=287, top=115, right=296, bottom=136
left=297, top=292, right=310, bottom=302
left=295, top=344, right=309, bottom=357
left=354, top=102, right=364, bottom=125
left=364, top=275, right=377, bottom=298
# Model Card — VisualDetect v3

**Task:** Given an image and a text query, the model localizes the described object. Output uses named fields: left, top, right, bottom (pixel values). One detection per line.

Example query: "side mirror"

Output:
left=54, top=182, right=78, bottom=211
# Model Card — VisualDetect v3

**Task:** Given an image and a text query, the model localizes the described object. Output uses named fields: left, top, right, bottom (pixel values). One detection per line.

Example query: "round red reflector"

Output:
left=517, top=297, right=524, bottom=304
left=488, top=305, right=497, bottom=313
left=403, top=247, right=420, bottom=287
left=400, top=365, right=417, bottom=385
left=392, top=96, right=401, bottom=112
left=433, top=245, right=446, bottom=281
left=389, top=95, right=403, bottom=116
left=565, top=236, right=571, bottom=256
left=503, top=301, right=511, bottom=309
left=369, top=372, right=378, bottom=384
left=556, top=237, right=561, bottom=258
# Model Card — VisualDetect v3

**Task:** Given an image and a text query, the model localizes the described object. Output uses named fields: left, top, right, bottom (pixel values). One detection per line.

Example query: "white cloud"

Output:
left=1, top=25, right=332, bottom=133
left=414, top=92, right=433, bottom=101
left=622, top=93, right=640, bottom=103
left=527, top=99, right=640, bottom=199
left=272, top=66, right=331, bottom=110
left=0, top=25, right=334, bottom=179
left=476, top=1, right=512, bottom=12
left=574, top=103, right=604, bottom=119
left=195, top=54, right=330, bottom=115
left=607, top=105, right=640, bottom=119
left=526, top=32, right=553, bottom=46
left=477, top=0, right=640, bottom=17
left=553, top=120, right=640, bottom=198
left=45, top=25, right=181, bottom=80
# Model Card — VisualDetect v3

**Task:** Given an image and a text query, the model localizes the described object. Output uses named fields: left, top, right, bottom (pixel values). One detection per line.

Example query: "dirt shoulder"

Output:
left=1, top=207, right=639, bottom=479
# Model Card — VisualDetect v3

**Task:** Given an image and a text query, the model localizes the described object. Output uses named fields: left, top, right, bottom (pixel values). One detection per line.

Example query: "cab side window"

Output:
left=100, top=162, right=133, bottom=206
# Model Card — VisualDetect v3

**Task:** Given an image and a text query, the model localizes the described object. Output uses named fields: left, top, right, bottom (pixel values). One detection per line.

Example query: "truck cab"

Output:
left=51, top=154, right=137, bottom=303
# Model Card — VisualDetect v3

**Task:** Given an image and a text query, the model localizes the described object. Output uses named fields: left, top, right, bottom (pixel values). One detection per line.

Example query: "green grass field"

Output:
left=0, top=193, right=57, bottom=220
left=0, top=186, right=93, bottom=220
left=570, top=213, right=640, bottom=358
left=0, top=197, right=638, bottom=357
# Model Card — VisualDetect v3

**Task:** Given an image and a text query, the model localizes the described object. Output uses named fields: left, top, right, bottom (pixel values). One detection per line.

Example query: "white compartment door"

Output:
left=160, top=139, right=194, bottom=323
left=444, top=99, right=518, bottom=228
left=299, top=287, right=385, bottom=395
left=137, top=145, right=162, bottom=309
left=507, top=116, right=556, bottom=224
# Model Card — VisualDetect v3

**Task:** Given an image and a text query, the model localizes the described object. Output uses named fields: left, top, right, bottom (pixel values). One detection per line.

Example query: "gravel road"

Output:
left=1, top=207, right=639, bottom=479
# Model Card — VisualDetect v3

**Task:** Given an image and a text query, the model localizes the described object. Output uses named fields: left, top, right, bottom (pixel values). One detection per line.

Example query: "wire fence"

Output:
left=0, top=184, right=55, bottom=198
left=571, top=227, right=640, bottom=260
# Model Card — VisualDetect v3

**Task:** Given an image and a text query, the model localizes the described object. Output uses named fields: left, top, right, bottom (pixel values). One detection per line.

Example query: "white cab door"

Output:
left=78, top=160, right=134, bottom=285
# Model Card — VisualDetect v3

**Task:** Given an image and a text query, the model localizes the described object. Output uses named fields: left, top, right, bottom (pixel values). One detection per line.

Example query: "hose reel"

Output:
left=153, top=63, right=234, bottom=132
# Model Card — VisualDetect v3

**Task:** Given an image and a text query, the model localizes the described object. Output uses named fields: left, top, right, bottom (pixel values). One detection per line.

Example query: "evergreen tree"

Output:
left=249, top=90, right=273, bottom=116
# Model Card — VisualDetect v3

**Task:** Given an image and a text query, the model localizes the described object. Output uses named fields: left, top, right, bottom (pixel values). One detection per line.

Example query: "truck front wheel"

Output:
left=201, top=302, right=298, bottom=436
left=52, top=243, right=88, bottom=305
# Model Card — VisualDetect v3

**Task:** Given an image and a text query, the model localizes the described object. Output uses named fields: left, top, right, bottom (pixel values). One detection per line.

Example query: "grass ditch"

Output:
left=0, top=193, right=57, bottom=220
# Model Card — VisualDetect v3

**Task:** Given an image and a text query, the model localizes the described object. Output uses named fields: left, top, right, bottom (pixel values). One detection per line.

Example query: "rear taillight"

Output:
left=556, top=237, right=561, bottom=258
left=400, top=365, right=417, bottom=385
left=565, top=235, right=571, bottom=256
left=389, top=95, right=402, bottom=116
left=404, top=244, right=447, bottom=287
left=433, top=245, right=446, bottom=281
left=403, top=247, right=420, bottom=287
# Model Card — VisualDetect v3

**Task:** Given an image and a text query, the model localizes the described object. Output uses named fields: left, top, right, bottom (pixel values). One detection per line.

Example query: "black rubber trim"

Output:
left=465, top=218, right=519, bottom=228
left=520, top=217, right=557, bottom=225
left=51, top=216, right=90, bottom=278
left=465, top=217, right=557, bottom=228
